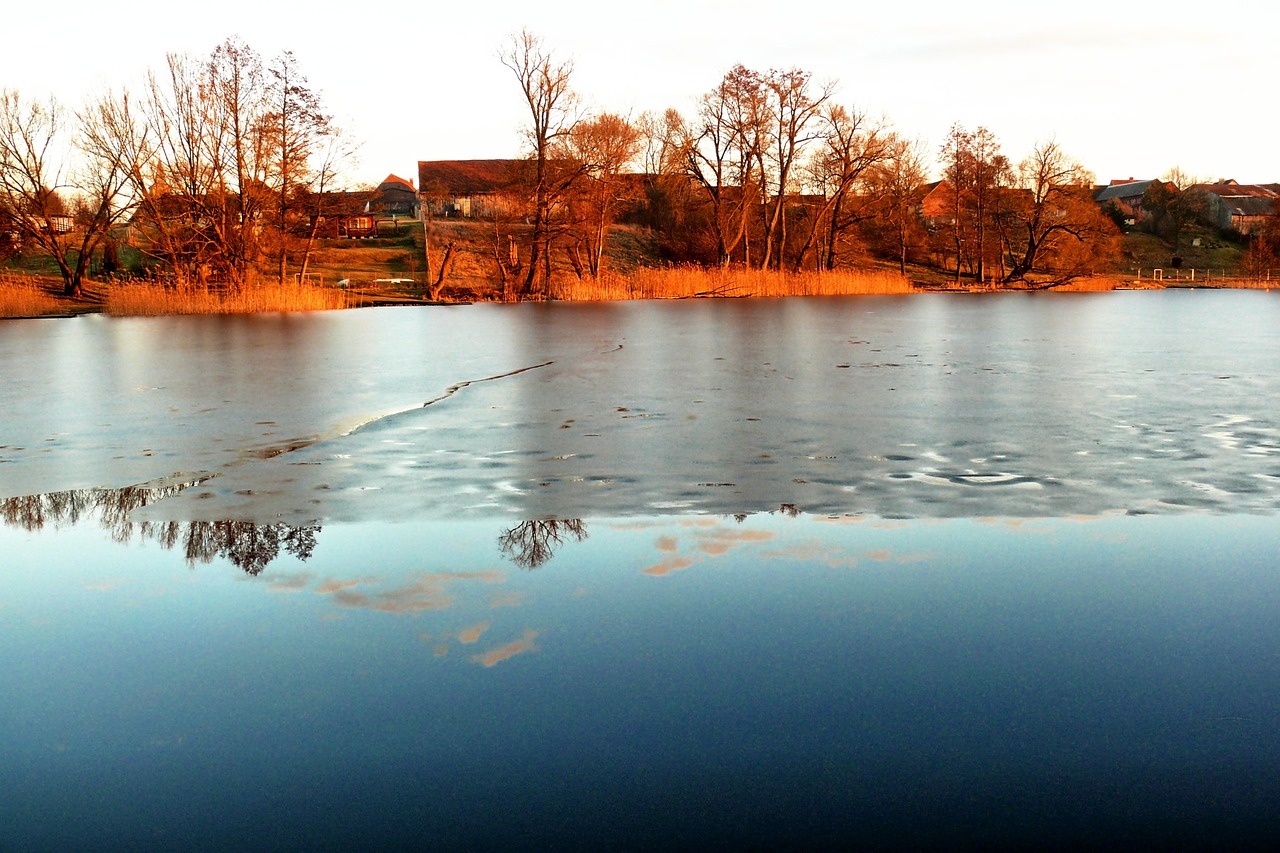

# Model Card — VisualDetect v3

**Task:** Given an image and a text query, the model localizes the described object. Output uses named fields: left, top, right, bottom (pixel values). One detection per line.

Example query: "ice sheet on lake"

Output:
left=5, top=292, right=1280, bottom=523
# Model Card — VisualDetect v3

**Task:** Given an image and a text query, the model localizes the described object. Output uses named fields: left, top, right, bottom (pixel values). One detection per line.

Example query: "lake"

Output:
left=3, top=291, right=1280, bottom=848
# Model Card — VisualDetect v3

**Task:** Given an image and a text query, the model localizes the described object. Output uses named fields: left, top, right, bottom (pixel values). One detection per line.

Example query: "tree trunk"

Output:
left=429, top=242, right=454, bottom=301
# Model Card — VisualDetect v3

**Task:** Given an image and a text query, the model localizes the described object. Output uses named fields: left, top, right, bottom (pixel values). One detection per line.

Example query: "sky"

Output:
left=5, top=0, right=1276, bottom=189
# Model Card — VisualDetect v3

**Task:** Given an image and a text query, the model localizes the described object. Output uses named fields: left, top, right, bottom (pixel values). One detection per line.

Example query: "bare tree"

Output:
left=792, top=104, right=891, bottom=271
left=938, top=124, right=1008, bottom=283
left=0, top=90, right=133, bottom=296
left=264, top=50, right=333, bottom=287
left=758, top=68, right=832, bottom=270
left=676, top=67, right=767, bottom=267
left=1143, top=166, right=1208, bottom=257
left=295, top=124, right=357, bottom=288
left=207, top=37, right=272, bottom=288
left=100, top=45, right=271, bottom=287
left=1005, top=140, right=1119, bottom=284
left=866, top=133, right=929, bottom=274
left=499, top=29, right=580, bottom=298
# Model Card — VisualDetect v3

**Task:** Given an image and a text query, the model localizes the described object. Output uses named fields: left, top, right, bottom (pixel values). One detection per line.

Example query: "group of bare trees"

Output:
left=932, top=125, right=1119, bottom=285
left=495, top=32, right=1121, bottom=289
left=0, top=37, right=349, bottom=296
left=497, top=31, right=645, bottom=296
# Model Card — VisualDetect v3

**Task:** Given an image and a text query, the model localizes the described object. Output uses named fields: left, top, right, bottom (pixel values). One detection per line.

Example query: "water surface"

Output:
left=3, top=291, right=1279, bottom=848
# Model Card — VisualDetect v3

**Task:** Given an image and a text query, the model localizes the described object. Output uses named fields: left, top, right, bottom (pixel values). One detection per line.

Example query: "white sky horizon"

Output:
left=6, top=0, right=1275, bottom=189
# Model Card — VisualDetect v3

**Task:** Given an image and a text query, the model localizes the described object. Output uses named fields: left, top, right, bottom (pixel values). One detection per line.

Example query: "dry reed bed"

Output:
left=550, top=267, right=916, bottom=301
left=0, top=275, right=63, bottom=318
left=104, top=281, right=350, bottom=315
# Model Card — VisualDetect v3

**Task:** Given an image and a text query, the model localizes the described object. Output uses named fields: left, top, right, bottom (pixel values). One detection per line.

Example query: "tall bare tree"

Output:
left=98, top=45, right=270, bottom=287
left=792, top=104, right=890, bottom=271
left=265, top=50, right=333, bottom=287
left=865, top=133, right=929, bottom=274
left=675, top=67, right=767, bottom=267
left=500, top=29, right=580, bottom=297
left=758, top=68, right=832, bottom=270
left=939, top=124, right=1008, bottom=283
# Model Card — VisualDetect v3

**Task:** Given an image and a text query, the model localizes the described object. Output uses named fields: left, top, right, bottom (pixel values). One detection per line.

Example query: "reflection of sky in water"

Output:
left=5, top=291, right=1280, bottom=846
left=3, top=511, right=1279, bottom=847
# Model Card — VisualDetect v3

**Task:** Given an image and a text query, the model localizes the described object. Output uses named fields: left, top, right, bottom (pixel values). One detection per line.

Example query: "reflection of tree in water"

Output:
left=1, top=477, right=320, bottom=575
left=498, top=519, right=588, bottom=570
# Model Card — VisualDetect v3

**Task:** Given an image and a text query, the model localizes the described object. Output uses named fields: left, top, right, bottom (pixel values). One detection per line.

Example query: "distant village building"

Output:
left=417, top=159, right=521, bottom=219
left=919, top=180, right=955, bottom=226
left=366, top=174, right=419, bottom=217
left=1093, top=178, right=1163, bottom=226
left=1195, top=180, right=1279, bottom=235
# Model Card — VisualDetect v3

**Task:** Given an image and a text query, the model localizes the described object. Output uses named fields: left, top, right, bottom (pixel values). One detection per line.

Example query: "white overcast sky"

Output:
left=6, top=0, right=1275, bottom=188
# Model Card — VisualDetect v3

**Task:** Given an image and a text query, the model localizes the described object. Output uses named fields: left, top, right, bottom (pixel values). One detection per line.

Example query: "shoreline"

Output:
left=4, top=276, right=1278, bottom=321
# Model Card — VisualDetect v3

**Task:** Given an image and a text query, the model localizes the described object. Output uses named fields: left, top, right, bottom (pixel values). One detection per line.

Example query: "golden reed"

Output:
left=0, top=274, right=62, bottom=318
left=104, top=280, right=350, bottom=315
left=549, top=266, right=916, bottom=301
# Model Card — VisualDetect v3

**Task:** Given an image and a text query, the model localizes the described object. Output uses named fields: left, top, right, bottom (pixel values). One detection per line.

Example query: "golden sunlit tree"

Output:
left=792, top=103, right=891, bottom=271
left=562, top=111, right=642, bottom=277
left=1004, top=139, right=1120, bottom=284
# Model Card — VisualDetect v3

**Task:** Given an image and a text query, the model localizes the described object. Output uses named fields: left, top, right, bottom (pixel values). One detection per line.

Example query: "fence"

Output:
left=1134, top=268, right=1275, bottom=287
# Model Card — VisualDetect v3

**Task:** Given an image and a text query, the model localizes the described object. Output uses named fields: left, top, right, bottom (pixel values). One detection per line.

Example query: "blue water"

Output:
left=3, top=291, right=1280, bottom=848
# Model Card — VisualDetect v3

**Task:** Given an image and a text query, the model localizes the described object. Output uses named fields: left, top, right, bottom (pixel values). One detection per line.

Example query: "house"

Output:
left=297, top=188, right=378, bottom=238
left=917, top=180, right=1031, bottom=226
left=367, top=174, right=419, bottom=217
left=417, top=159, right=521, bottom=219
left=1194, top=180, right=1278, bottom=235
left=918, top=180, right=955, bottom=226
left=1094, top=178, right=1162, bottom=226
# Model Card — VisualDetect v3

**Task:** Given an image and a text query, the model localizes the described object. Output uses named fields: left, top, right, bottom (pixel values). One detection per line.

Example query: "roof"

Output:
left=417, top=160, right=521, bottom=196
left=378, top=174, right=416, bottom=192
left=1197, top=183, right=1278, bottom=218
left=1094, top=179, right=1158, bottom=202
left=1197, top=182, right=1278, bottom=199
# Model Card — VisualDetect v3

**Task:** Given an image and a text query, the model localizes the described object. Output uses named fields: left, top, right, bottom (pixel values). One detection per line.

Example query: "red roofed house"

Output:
left=368, top=174, right=420, bottom=217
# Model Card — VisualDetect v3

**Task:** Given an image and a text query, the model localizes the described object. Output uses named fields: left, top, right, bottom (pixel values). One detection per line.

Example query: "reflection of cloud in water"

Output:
left=761, top=542, right=859, bottom=569
left=304, top=571, right=506, bottom=615
left=473, top=629, right=539, bottom=667
left=642, top=557, right=695, bottom=577
left=316, top=579, right=361, bottom=594
left=642, top=522, right=778, bottom=576
left=457, top=622, right=491, bottom=644
left=696, top=529, right=775, bottom=556
left=863, top=548, right=934, bottom=564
